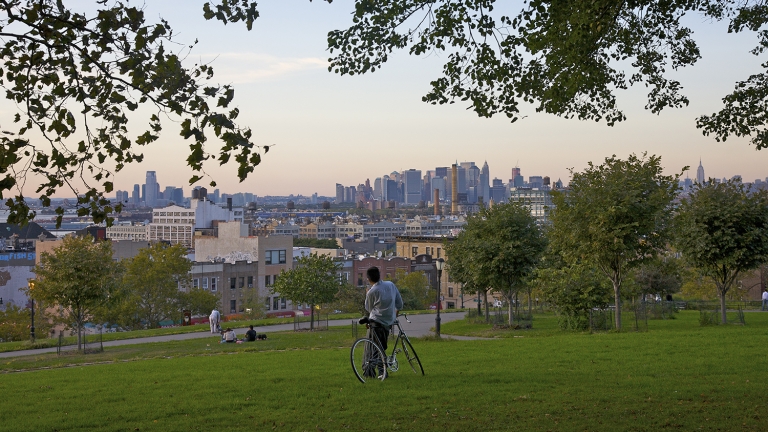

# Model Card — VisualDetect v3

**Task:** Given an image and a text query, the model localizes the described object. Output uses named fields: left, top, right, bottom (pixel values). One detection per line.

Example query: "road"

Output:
left=0, top=312, right=471, bottom=359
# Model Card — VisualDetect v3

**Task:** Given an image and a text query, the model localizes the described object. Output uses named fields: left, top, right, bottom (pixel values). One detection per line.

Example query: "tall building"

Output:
left=335, top=183, right=344, bottom=204
left=451, top=164, right=458, bottom=215
left=373, top=177, right=382, bottom=200
left=404, top=169, right=422, bottom=205
left=480, top=161, right=490, bottom=204
left=145, top=171, right=158, bottom=208
left=132, top=184, right=140, bottom=206
left=696, top=159, right=705, bottom=184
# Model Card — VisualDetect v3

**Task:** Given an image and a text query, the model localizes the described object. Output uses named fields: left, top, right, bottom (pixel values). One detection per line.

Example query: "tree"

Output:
left=633, top=257, right=683, bottom=300
left=391, top=269, right=433, bottom=310
left=178, top=288, right=220, bottom=320
left=31, top=235, right=119, bottom=349
left=536, top=263, right=613, bottom=330
left=120, top=243, right=192, bottom=329
left=324, top=1, right=768, bottom=149
left=549, top=154, right=681, bottom=329
left=0, top=303, right=54, bottom=342
left=446, top=202, right=547, bottom=325
left=0, top=1, right=264, bottom=226
left=293, top=238, right=341, bottom=249
left=271, top=253, right=342, bottom=330
left=328, top=283, right=366, bottom=315
left=673, top=180, right=768, bottom=323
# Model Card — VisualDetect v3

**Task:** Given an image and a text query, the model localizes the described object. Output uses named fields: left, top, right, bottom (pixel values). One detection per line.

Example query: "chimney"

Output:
left=451, top=164, right=458, bottom=215
left=433, top=188, right=440, bottom=216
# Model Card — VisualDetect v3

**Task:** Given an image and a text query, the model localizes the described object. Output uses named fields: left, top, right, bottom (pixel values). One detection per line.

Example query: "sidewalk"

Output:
left=0, top=312, right=472, bottom=359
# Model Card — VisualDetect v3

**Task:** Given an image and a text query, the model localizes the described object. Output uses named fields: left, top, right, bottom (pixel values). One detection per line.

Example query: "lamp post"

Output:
left=28, top=280, right=35, bottom=342
left=435, top=258, right=445, bottom=337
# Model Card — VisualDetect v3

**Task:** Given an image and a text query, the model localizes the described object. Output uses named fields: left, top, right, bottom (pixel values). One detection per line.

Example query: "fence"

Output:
left=56, top=327, right=104, bottom=355
left=293, top=314, right=328, bottom=331
left=466, top=307, right=533, bottom=328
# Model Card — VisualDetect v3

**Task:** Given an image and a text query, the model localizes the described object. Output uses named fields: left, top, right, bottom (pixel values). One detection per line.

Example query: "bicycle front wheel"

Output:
left=401, top=335, right=424, bottom=375
left=351, top=338, right=387, bottom=383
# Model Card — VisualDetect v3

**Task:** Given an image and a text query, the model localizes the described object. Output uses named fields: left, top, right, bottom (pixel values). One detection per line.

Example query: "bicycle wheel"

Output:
left=351, top=338, right=387, bottom=383
left=400, top=335, right=424, bottom=375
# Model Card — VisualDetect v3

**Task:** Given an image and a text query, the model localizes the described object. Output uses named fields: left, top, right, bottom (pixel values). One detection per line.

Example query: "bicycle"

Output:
left=351, top=314, right=424, bottom=383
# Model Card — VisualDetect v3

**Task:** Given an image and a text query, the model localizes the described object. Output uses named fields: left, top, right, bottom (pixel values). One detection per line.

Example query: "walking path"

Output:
left=0, top=312, right=477, bottom=359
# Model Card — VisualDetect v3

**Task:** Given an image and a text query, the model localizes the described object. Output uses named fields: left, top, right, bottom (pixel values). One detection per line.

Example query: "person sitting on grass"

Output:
left=222, top=328, right=237, bottom=343
left=244, top=325, right=257, bottom=342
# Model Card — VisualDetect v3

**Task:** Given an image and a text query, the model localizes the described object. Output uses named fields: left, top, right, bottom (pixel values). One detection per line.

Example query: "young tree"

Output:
left=673, top=180, right=768, bottom=323
left=324, top=1, right=768, bottom=149
left=0, top=2, right=263, bottom=226
left=633, top=257, right=684, bottom=301
left=121, top=243, right=192, bottom=329
left=536, top=263, right=613, bottom=330
left=328, top=283, right=366, bottom=315
left=178, top=288, right=220, bottom=321
left=549, top=154, right=681, bottom=329
left=391, top=269, right=433, bottom=310
left=271, top=253, right=342, bottom=330
left=31, top=235, right=119, bottom=349
left=446, top=202, right=547, bottom=325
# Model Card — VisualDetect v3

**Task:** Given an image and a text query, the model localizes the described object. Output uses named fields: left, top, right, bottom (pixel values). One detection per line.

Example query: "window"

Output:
left=193, top=278, right=199, bottom=289
left=265, top=297, right=271, bottom=311
left=447, top=302, right=455, bottom=309
left=211, top=277, right=217, bottom=292
left=411, top=246, right=418, bottom=257
left=230, top=300, right=236, bottom=314
left=238, top=277, right=244, bottom=288
left=265, top=275, right=271, bottom=287
left=437, top=248, right=442, bottom=258
left=265, top=250, right=287, bottom=264
left=448, top=287, right=454, bottom=297
left=273, top=297, right=279, bottom=310
left=281, top=298, right=287, bottom=310
left=425, top=247, right=431, bottom=256
left=357, top=273, right=363, bottom=286
left=247, top=276, right=254, bottom=288
left=202, top=277, right=208, bottom=290
left=230, top=277, right=236, bottom=289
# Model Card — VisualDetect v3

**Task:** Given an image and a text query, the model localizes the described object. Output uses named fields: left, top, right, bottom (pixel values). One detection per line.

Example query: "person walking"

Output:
left=209, top=308, right=221, bottom=333
left=762, top=289, right=768, bottom=311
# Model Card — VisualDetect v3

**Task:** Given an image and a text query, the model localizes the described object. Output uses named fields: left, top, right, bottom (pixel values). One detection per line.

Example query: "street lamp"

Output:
left=435, top=258, right=445, bottom=337
left=28, top=280, right=35, bottom=342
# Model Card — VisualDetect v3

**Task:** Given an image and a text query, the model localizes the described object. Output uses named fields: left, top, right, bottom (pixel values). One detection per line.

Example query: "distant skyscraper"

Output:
left=132, top=184, right=140, bottom=206
left=404, top=169, right=422, bottom=205
left=696, top=159, right=705, bottom=184
left=145, top=171, right=158, bottom=208
left=335, top=183, right=344, bottom=204
left=373, top=177, right=382, bottom=200
left=480, top=161, right=490, bottom=204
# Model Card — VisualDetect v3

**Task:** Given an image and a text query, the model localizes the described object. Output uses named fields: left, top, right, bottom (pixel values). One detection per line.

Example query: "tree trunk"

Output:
left=477, top=290, right=481, bottom=316
left=508, top=295, right=514, bottom=326
left=719, top=291, right=727, bottom=324
left=484, top=290, right=489, bottom=323
left=527, top=289, right=532, bottom=316
left=613, top=282, right=622, bottom=330
left=310, top=304, right=315, bottom=330
left=77, top=322, right=82, bottom=350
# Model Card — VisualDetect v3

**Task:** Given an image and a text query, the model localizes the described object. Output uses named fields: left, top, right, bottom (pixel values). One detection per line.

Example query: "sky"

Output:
left=9, top=1, right=768, bottom=197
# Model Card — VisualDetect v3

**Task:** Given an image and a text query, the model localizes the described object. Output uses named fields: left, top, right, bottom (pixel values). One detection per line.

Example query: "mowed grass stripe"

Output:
left=1, top=311, right=767, bottom=431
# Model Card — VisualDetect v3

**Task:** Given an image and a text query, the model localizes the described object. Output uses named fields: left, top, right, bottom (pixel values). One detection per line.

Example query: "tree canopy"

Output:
left=324, top=0, right=768, bottom=149
left=271, top=253, right=342, bottom=328
left=446, top=201, right=546, bottom=325
left=0, top=1, right=264, bottom=226
left=549, top=153, right=681, bottom=329
left=31, top=235, right=119, bottom=347
left=673, top=179, right=768, bottom=323
left=120, top=242, right=192, bottom=329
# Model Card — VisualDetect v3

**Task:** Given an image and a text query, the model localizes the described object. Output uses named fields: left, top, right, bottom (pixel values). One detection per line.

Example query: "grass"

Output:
left=2, top=311, right=768, bottom=431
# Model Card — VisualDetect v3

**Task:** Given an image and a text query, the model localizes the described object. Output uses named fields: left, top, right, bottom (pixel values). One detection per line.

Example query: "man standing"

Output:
left=209, top=308, right=221, bottom=333
left=362, top=266, right=403, bottom=360
left=762, top=289, right=768, bottom=311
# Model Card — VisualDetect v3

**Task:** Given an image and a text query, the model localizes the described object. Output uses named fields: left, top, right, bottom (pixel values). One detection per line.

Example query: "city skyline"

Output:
left=5, top=2, right=767, bottom=199
left=112, top=158, right=766, bottom=202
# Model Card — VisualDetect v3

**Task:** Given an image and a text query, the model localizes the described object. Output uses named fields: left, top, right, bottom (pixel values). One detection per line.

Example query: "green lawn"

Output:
left=2, top=311, right=767, bottom=431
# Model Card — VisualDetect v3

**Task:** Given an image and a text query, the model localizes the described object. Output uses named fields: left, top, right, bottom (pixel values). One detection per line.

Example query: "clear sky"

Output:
left=13, top=1, right=768, bottom=197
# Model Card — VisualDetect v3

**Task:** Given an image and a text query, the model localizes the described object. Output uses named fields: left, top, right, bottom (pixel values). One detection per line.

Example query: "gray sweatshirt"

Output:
left=365, top=280, right=404, bottom=326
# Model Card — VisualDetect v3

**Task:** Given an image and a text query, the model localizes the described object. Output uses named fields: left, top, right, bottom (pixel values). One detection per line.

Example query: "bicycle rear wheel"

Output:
left=351, top=338, right=387, bottom=383
left=401, top=335, right=424, bottom=375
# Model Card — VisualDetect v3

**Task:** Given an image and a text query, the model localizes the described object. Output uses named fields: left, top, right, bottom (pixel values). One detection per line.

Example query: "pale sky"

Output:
left=11, top=1, right=768, bottom=197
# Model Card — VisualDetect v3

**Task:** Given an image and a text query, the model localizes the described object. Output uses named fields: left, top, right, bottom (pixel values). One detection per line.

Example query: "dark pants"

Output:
left=364, top=322, right=390, bottom=378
